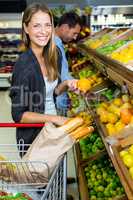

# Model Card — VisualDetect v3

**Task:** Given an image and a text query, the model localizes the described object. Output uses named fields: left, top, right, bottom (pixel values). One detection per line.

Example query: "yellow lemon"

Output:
left=108, top=104, right=120, bottom=116
left=100, top=112, right=108, bottom=123
left=123, top=154, right=133, bottom=168
left=106, top=123, right=116, bottom=135
left=128, top=145, right=133, bottom=155
left=113, top=98, right=123, bottom=107
left=107, top=112, right=118, bottom=124
left=129, top=167, right=133, bottom=179
left=120, top=102, right=132, bottom=109
left=122, top=95, right=130, bottom=103
left=115, top=120, right=125, bottom=133
left=100, top=102, right=109, bottom=109
left=96, top=107, right=106, bottom=116
left=120, top=150, right=128, bottom=158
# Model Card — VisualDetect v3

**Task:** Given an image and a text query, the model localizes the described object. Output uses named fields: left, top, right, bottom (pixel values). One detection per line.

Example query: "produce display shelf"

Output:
left=78, top=162, right=89, bottom=200
left=77, top=149, right=128, bottom=200
left=112, top=145, right=133, bottom=194
left=81, top=98, right=131, bottom=199
left=94, top=116, right=133, bottom=200
left=79, top=28, right=114, bottom=44
left=77, top=44, right=133, bottom=84
left=73, top=97, right=128, bottom=199
left=75, top=142, right=106, bottom=166
left=70, top=31, right=133, bottom=199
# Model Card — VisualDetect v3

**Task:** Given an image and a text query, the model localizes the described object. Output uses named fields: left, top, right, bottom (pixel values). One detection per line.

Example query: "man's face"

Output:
left=62, top=24, right=81, bottom=43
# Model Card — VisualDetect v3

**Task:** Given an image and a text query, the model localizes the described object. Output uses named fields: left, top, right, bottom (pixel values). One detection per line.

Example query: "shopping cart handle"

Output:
left=0, top=123, right=45, bottom=127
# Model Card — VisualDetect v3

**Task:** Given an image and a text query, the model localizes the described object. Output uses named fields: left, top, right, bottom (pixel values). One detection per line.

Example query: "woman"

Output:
left=10, top=2, right=77, bottom=153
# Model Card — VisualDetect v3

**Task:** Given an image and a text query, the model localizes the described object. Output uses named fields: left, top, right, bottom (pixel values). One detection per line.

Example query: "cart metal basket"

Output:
left=0, top=123, right=67, bottom=200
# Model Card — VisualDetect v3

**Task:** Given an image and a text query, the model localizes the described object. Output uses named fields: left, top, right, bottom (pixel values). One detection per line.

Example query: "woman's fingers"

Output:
left=53, top=116, right=68, bottom=126
left=67, top=79, right=78, bottom=90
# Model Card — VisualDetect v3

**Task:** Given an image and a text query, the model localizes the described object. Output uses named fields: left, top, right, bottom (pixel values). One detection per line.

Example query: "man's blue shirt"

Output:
left=55, top=36, right=73, bottom=109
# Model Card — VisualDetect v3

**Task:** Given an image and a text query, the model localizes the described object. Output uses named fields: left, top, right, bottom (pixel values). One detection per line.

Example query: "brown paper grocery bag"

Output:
left=22, top=122, right=75, bottom=183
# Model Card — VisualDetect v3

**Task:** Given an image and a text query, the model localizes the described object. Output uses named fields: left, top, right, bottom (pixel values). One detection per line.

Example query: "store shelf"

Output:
left=112, top=145, right=133, bottom=194
left=75, top=142, right=106, bottom=166
left=77, top=142, right=128, bottom=200
left=75, top=43, right=133, bottom=198
left=68, top=27, right=133, bottom=199
left=93, top=114, right=133, bottom=200
left=77, top=44, right=133, bottom=87
left=0, top=73, right=11, bottom=88
left=78, top=162, right=89, bottom=200
left=86, top=99, right=133, bottom=198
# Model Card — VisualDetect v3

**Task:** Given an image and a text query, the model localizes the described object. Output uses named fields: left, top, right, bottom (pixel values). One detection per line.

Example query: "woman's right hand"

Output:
left=52, top=116, right=68, bottom=126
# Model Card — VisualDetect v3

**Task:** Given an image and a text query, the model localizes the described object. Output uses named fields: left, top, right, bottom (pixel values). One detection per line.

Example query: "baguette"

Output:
left=58, top=117, right=84, bottom=133
left=70, top=125, right=94, bottom=140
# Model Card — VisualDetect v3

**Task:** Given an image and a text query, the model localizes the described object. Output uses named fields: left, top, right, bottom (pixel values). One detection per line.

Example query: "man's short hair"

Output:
left=58, top=12, right=82, bottom=28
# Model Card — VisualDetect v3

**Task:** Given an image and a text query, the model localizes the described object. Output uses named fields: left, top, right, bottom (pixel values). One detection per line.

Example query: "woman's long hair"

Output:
left=22, top=2, right=58, bottom=81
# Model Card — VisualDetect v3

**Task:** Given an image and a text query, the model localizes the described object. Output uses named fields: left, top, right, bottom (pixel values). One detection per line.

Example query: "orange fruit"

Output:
left=120, top=108, right=132, bottom=125
left=77, top=78, right=91, bottom=93
left=130, top=116, right=133, bottom=124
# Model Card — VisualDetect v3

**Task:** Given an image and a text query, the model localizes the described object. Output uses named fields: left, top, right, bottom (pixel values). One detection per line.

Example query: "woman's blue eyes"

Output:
left=33, top=24, right=52, bottom=29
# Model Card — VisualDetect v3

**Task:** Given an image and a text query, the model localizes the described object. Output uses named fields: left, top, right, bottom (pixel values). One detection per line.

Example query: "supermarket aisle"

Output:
left=0, top=90, right=79, bottom=200
left=0, top=90, right=18, bottom=160
left=0, top=90, right=16, bottom=144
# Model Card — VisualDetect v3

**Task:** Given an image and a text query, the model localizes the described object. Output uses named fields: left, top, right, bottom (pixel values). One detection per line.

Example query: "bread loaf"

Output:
left=58, top=117, right=84, bottom=133
left=70, top=125, right=94, bottom=140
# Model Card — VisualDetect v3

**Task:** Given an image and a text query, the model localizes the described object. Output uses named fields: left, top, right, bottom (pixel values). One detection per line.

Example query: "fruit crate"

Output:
left=94, top=114, right=130, bottom=144
left=109, top=40, right=133, bottom=69
left=94, top=97, right=133, bottom=142
left=71, top=59, right=92, bottom=73
left=95, top=114, right=128, bottom=142
left=75, top=142, right=106, bottom=165
left=80, top=28, right=114, bottom=43
left=97, top=28, right=133, bottom=55
left=112, top=141, right=133, bottom=195
left=78, top=154, right=127, bottom=200
left=75, top=126, right=106, bottom=165
left=83, top=28, right=128, bottom=50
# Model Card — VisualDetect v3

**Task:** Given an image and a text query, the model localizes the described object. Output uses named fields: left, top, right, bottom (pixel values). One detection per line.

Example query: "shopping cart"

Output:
left=0, top=123, right=67, bottom=200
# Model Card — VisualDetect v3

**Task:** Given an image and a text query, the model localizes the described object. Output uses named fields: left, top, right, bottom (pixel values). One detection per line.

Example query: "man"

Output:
left=55, top=11, right=82, bottom=116
left=55, top=12, right=82, bottom=200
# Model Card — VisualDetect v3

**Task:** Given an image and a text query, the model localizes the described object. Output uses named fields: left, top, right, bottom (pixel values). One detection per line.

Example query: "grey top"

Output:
left=44, top=76, right=58, bottom=115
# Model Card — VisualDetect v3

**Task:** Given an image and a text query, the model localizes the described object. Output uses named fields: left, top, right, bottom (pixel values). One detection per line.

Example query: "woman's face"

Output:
left=24, top=10, right=52, bottom=49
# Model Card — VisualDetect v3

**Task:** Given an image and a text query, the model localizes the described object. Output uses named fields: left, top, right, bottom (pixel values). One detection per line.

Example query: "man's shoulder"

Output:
left=55, top=36, right=63, bottom=47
